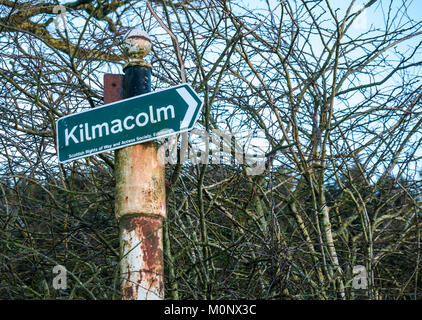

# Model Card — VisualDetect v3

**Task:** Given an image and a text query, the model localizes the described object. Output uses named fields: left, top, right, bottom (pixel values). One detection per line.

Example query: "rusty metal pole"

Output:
left=116, top=29, right=166, bottom=300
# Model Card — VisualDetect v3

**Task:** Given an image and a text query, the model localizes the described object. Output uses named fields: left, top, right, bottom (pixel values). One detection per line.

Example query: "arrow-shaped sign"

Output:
left=56, top=83, right=203, bottom=163
left=177, top=87, right=199, bottom=130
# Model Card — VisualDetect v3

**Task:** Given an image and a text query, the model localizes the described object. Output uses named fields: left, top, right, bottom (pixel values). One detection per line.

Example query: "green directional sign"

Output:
left=56, top=84, right=203, bottom=163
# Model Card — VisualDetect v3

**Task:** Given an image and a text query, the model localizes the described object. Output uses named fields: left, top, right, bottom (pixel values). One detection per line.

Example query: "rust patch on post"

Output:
left=120, top=215, right=164, bottom=300
left=130, top=217, right=163, bottom=269
left=123, top=285, right=134, bottom=299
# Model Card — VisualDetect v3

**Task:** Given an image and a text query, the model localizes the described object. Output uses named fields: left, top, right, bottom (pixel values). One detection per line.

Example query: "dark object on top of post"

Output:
left=122, top=29, right=151, bottom=98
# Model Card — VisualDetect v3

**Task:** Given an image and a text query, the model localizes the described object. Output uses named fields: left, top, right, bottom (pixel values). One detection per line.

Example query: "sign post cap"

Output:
left=123, top=28, right=151, bottom=69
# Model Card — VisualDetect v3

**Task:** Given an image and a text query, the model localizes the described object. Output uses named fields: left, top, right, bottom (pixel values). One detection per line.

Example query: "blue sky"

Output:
left=13, top=0, right=420, bottom=176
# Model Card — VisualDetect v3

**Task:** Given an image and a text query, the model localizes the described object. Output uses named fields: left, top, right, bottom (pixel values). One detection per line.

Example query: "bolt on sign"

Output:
left=56, top=84, right=203, bottom=163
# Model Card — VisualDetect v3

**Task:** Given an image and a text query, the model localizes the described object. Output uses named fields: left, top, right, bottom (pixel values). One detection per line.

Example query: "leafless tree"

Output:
left=0, top=0, right=421, bottom=299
